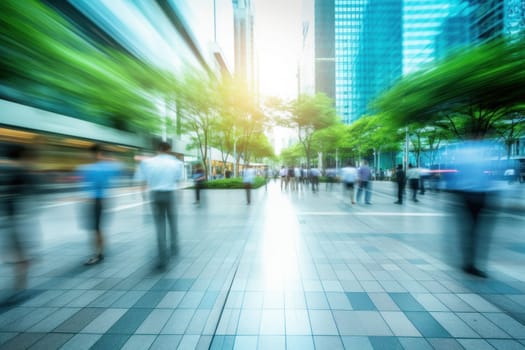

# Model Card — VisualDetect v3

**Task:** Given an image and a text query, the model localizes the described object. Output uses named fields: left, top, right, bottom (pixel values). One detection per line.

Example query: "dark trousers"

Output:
left=151, top=191, right=177, bottom=266
left=457, top=191, right=490, bottom=270
left=244, top=183, right=252, bottom=204
left=195, top=182, right=203, bottom=202
left=397, top=183, right=405, bottom=203
left=409, top=179, right=419, bottom=200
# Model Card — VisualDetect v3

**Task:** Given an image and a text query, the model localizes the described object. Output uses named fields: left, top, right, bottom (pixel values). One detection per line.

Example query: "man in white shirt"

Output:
left=135, top=142, right=183, bottom=269
left=341, top=162, right=358, bottom=204
left=243, top=165, right=256, bottom=205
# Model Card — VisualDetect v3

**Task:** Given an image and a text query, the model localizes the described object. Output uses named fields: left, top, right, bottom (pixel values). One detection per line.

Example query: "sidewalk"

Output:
left=0, top=181, right=524, bottom=349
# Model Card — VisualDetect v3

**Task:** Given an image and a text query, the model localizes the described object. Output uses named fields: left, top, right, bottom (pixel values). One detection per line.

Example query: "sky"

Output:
left=252, top=0, right=303, bottom=101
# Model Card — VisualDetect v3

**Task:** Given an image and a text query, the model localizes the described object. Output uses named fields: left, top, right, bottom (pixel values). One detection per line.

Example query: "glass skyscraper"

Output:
left=334, top=0, right=402, bottom=123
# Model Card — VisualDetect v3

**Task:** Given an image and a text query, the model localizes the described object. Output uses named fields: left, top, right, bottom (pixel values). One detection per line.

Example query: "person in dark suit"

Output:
left=394, top=164, right=406, bottom=204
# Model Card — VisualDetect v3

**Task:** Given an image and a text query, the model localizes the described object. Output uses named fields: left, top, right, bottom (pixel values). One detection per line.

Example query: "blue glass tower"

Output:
left=334, top=0, right=402, bottom=123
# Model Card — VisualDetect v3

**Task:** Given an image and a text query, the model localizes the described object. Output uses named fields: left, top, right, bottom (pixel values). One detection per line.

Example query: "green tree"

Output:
left=1, top=0, right=165, bottom=132
left=282, top=93, right=338, bottom=167
left=374, top=38, right=525, bottom=140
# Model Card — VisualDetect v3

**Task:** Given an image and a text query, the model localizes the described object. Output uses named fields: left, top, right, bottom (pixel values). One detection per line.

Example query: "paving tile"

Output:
left=308, top=309, right=339, bottom=335
left=55, top=308, right=105, bottom=333
left=398, top=337, right=433, bottom=350
left=284, top=291, right=307, bottom=309
left=404, top=312, right=451, bottom=338
left=457, top=293, right=501, bottom=312
left=389, top=293, right=426, bottom=311
left=305, top=292, right=329, bottom=309
left=232, top=335, right=257, bottom=350
left=326, top=292, right=353, bottom=310
left=0, top=332, right=45, bottom=350
left=380, top=311, right=420, bottom=336
left=28, top=333, right=73, bottom=350
left=434, top=293, right=475, bottom=312
left=457, top=313, right=510, bottom=339
left=260, top=309, right=285, bottom=335
left=187, top=309, right=213, bottom=334
left=59, top=334, right=102, bottom=350
left=368, top=336, right=403, bottom=350
left=484, top=313, right=525, bottom=338
left=135, top=309, right=173, bottom=334
left=412, top=293, right=449, bottom=311
left=346, top=292, right=376, bottom=311
left=237, top=308, right=261, bottom=335
left=133, top=291, right=167, bottom=308
left=107, top=308, right=153, bottom=334
left=333, top=311, right=392, bottom=336
left=242, top=291, right=264, bottom=308
left=82, top=309, right=127, bottom=333
left=67, top=290, right=105, bottom=307
left=29, top=307, right=80, bottom=332
left=313, top=335, right=344, bottom=350
left=156, top=291, right=186, bottom=308
left=161, top=309, right=195, bottom=334
left=427, top=338, right=464, bottom=350
left=148, top=335, right=182, bottom=350
left=360, top=281, right=386, bottom=293
left=4, top=307, right=58, bottom=332
left=109, top=290, right=147, bottom=308
left=487, top=339, right=525, bottom=350
left=258, top=335, right=285, bottom=350
left=210, top=335, right=235, bottom=350
left=216, top=308, right=241, bottom=335
left=368, top=293, right=400, bottom=311
left=284, top=309, right=311, bottom=335
left=90, top=334, right=130, bottom=350
left=340, top=336, right=374, bottom=350
left=430, top=312, right=480, bottom=338
left=457, top=338, right=496, bottom=350
left=89, top=290, right=126, bottom=308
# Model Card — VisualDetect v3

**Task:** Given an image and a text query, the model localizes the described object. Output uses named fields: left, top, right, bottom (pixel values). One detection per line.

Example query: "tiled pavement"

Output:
left=1, top=180, right=525, bottom=349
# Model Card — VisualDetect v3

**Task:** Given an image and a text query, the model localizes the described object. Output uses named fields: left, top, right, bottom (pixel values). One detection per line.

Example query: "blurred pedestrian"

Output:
left=310, top=166, right=320, bottom=192
left=407, top=163, right=420, bottom=202
left=279, top=165, right=287, bottom=191
left=192, top=164, right=205, bottom=205
left=243, top=165, right=256, bottom=204
left=341, top=162, right=357, bottom=204
left=0, top=144, right=39, bottom=294
left=135, top=142, right=183, bottom=269
left=77, top=144, right=122, bottom=265
left=394, top=164, right=405, bottom=204
left=325, top=168, right=336, bottom=191
left=356, top=160, right=372, bottom=204
left=446, top=139, right=496, bottom=278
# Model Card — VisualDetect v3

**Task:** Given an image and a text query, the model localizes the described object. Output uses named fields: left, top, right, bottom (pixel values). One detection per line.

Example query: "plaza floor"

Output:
left=0, top=180, right=525, bottom=349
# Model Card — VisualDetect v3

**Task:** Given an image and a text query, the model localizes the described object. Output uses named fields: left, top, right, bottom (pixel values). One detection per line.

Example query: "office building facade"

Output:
left=232, top=0, right=255, bottom=93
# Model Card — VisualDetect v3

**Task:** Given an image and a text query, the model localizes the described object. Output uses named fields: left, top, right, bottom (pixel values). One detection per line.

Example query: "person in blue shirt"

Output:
left=77, top=144, right=122, bottom=265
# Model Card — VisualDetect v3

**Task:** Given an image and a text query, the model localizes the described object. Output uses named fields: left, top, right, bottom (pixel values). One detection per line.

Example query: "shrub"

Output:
left=189, top=177, right=267, bottom=189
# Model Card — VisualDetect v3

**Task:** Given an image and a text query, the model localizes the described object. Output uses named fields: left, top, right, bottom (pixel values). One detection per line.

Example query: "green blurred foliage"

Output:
left=0, top=0, right=169, bottom=132
left=196, top=176, right=267, bottom=189
left=373, top=37, right=525, bottom=140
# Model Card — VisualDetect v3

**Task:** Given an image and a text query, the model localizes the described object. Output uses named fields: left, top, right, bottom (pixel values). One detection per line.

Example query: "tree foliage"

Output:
left=373, top=37, right=525, bottom=141
left=0, top=0, right=167, bottom=132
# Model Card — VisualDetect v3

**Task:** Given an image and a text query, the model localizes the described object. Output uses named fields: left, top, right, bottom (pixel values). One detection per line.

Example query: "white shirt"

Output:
left=341, top=166, right=357, bottom=183
left=243, top=168, right=256, bottom=184
left=135, top=153, right=183, bottom=191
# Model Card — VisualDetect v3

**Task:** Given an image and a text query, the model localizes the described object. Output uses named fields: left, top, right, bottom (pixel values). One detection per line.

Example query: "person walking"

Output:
left=192, top=164, right=205, bottom=205
left=77, top=144, right=122, bottom=265
left=356, top=160, right=372, bottom=204
left=394, top=164, right=406, bottom=204
left=279, top=166, right=287, bottom=191
left=135, top=142, right=183, bottom=269
left=341, top=162, right=357, bottom=204
left=446, top=139, right=496, bottom=278
left=243, top=165, right=256, bottom=204
left=0, top=144, right=39, bottom=294
left=407, top=163, right=420, bottom=202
